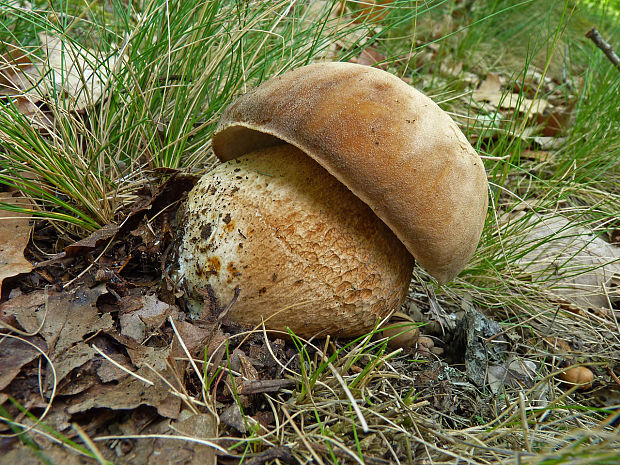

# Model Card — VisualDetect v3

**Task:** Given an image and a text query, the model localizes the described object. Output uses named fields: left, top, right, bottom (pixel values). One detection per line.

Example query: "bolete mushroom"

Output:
left=178, top=62, right=488, bottom=338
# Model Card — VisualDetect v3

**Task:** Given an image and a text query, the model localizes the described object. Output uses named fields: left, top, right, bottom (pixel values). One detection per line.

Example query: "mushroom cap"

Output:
left=213, top=62, right=488, bottom=283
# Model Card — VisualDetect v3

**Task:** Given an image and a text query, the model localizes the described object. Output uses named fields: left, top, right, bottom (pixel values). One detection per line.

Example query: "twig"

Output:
left=605, top=365, right=620, bottom=388
left=585, top=28, right=620, bottom=70
left=243, top=446, right=294, bottom=465
left=518, top=392, right=532, bottom=453
left=236, top=378, right=295, bottom=395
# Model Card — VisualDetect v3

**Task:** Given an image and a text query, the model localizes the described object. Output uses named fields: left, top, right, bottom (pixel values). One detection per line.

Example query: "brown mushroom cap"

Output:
left=213, top=62, right=488, bottom=283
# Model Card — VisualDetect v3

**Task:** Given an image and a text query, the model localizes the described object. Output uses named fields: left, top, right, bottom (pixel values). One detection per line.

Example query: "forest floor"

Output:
left=1, top=1, right=619, bottom=464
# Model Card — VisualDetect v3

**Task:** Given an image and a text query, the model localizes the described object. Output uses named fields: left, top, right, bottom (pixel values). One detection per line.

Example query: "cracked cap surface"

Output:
left=213, top=62, right=489, bottom=283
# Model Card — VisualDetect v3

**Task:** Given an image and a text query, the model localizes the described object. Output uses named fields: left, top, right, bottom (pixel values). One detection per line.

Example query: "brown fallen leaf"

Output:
left=353, top=0, right=395, bottom=23
left=126, top=344, right=171, bottom=372
left=487, top=357, right=537, bottom=394
left=172, top=411, right=218, bottom=465
left=48, top=174, right=197, bottom=263
left=98, top=411, right=218, bottom=465
left=93, top=338, right=132, bottom=383
left=220, top=402, right=248, bottom=433
left=56, top=361, right=100, bottom=396
left=38, top=32, right=110, bottom=111
left=350, top=46, right=388, bottom=69
left=473, top=73, right=549, bottom=114
left=1, top=443, right=93, bottom=465
left=243, top=447, right=293, bottom=465
left=473, top=72, right=502, bottom=100
left=15, top=284, right=111, bottom=355
left=119, top=293, right=176, bottom=343
left=0, top=46, right=54, bottom=129
left=48, top=343, right=96, bottom=392
left=543, top=337, right=572, bottom=354
left=533, top=136, right=567, bottom=151
left=0, top=192, right=33, bottom=297
left=537, top=103, right=574, bottom=137
left=0, top=45, right=41, bottom=98
left=12, top=285, right=113, bottom=390
left=0, top=336, right=46, bottom=391
left=67, top=365, right=181, bottom=419
left=0, top=290, right=47, bottom=329
left=63, top=223, right=119, bottom=258
left=170, top=318, right=218, bottom=358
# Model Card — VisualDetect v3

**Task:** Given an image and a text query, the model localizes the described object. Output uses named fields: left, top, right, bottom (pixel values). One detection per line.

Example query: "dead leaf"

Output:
left=473, top=73, right=502, bottom=101
left=38, top=32, right=110, bottom=111
left=0, top=192, right=33, bottom=297
left=64, top=223, right=119, bottom=257
left=537, top=104, right=573, bottom=137
left=431, top=14, right=455, bottom=39
left=534, top=136, right=566, bottom=150
left=0, top=46, right=56, bottom=129
left=473, top=73, right=549, bottom=114
left=15, top=285, right=111, bottom=355
left=172, top=411, right=218, bottom=465
left=353, top=0, right=395, bottom=23
left=593, top=387, right=620, bottom=409
left=170, top=318, right=217, bottom=358
left=12, top=285, right=113, bottom=389
left=543, top=337, right=572, bottom=354
left=56, top=174, right=196, bottom=262
left=67, top=366, right=181, bottom=419
left=350, top=47, right=387, bottom=69
left=0, top=336, right=46, bottom=390
left=0, top=45, right=41, bottom=98
left=120, top=293, right=175, bottom=343
left=508, top=212, right=620, bottom=309
left=0, top=290, right=46, bottom=328
left=439, top=60, right=463, bottom=76
left=126, top=345, right=171, bottom=372
left=48, top=343, right=95, bottom=392
left=2, top=32, right=116, bottom=114
left=98, top=412, right=217, bottom=465
left=220, top=402, right=248, bottom=433
left=0, top=443, right=93, bottom=465
left=96, top=351, right=131, bottom=383
left=488, top=357, right=537, bottom=394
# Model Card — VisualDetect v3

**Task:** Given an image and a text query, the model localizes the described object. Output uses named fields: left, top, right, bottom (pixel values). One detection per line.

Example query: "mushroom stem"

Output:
left=179, top=144, right=414, bottom=337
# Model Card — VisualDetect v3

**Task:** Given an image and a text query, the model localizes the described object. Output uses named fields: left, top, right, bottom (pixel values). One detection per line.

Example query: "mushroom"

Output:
left=559, top=366, right=594, bottom=390
left=178, top=62, right=488, bottom=338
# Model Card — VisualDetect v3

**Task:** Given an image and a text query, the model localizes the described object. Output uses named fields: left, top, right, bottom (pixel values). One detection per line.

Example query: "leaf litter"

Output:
left=1, top=148, right=619, bottom=464
left=0, top=192, right=33, bottom=297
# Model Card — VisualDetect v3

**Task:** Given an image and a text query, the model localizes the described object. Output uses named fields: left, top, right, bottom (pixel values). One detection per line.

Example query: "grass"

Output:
left=1, top=0, right=619, bottom=463
left=0, top=0, right=390, bottom=234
